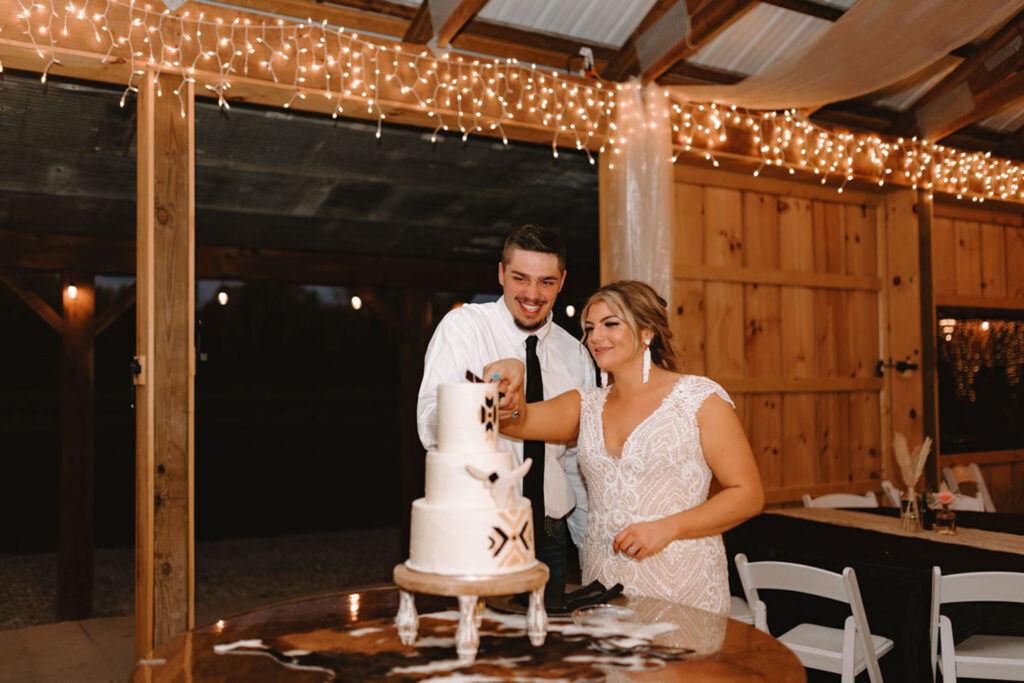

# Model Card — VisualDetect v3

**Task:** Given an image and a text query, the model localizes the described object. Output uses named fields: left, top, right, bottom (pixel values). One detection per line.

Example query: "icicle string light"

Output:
left=10, top=0, right=614, bottom=154
left=6, top=0, right=1024, bottom=202
left=668, top=99, right=1024, bottom=203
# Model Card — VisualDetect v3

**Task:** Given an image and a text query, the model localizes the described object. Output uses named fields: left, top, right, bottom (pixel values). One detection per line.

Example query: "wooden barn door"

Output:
left=671, top=167, right=888, bottom=505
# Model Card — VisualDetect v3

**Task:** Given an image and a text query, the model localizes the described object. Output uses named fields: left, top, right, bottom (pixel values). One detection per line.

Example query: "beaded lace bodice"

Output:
left=577, top=375, right=733, bottom=614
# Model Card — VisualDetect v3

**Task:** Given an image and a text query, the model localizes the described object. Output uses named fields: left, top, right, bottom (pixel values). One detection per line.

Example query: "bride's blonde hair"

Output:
left=581, top=280, right=679, bottom=372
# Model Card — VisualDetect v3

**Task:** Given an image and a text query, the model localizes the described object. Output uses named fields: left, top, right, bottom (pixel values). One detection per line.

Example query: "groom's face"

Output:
left=498, top=248, right=566, bottom=332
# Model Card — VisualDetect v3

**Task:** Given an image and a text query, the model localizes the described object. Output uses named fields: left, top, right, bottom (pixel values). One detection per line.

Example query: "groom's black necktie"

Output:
left=523, top=335, right=545, bottom=538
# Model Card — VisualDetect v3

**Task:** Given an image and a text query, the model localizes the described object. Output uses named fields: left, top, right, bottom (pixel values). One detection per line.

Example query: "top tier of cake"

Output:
left=437, top=382, right=500, bottom=454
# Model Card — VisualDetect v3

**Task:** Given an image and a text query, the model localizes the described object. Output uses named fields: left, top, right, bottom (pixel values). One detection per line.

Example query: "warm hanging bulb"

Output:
left=351, top=295, right=363, bottom=310
left=67, top=284, right=79, bottom=300
left=217, top=290, right=229, bottom=306
left=565, top=304, right=575, bottom=318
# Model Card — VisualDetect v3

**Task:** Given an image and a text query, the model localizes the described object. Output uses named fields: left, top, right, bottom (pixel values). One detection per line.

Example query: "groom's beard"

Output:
left=511, top=296, right=549, bottom=331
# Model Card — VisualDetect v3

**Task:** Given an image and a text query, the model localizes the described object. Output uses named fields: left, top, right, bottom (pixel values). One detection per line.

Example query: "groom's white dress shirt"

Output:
left=416, top=298, right=595, bottom=537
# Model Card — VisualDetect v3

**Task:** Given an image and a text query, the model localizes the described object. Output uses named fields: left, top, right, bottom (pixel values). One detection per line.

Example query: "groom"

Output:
left=416, top=224, right=595, bottom=608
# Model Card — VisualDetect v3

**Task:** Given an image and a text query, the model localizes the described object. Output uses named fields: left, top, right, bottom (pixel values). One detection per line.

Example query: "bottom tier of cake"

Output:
left=407, top=498, right=537, bottom=575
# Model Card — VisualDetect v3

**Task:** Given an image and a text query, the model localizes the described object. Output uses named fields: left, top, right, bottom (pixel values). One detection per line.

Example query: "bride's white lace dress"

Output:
left=578, top=375, right=732, bottom=614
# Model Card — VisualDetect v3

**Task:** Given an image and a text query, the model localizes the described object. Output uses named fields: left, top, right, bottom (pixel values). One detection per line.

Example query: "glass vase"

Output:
left=900, top=491, right=922, bottom=532
left=933, top=505, right=957, bottom=535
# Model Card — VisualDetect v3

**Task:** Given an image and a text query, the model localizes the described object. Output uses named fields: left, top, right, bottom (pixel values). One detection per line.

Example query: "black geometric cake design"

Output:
left=479, top=395, right=497, bottom=440
left=487, top=508, right=533, bottom=568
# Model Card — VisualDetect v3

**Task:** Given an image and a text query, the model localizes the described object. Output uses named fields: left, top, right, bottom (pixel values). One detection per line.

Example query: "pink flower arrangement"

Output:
left=930, top=490, right=958, bottom=508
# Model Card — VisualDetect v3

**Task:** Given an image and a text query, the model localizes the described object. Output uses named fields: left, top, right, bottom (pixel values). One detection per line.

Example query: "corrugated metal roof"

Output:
left=386, top=0, right=658, bottom=48
left=378, top=0, right=1022, bottom=144
left=871, top=56, right=960, bottom=111
left=685, top=4, right=832, bottom=75
left=979, top=103, right=1024, bottom=133
left=478, top=0, right=658, bottom=48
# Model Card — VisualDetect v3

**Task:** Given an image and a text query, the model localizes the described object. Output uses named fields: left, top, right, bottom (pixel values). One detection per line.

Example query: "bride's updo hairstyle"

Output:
left=581, top=280, right=679, bottom=372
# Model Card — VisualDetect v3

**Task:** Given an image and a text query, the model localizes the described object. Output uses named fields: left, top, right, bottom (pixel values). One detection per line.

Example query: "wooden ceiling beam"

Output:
left=601, top=0, right=756, bottom=84
left=403, top=1, right=433, bottom=44
left=433, top=0, right=491, bottom=48
left=927, top=69, right=1024, bottom=142
left=94, top=282, right=136, bottom=336
left=0, top=230, right=499, bottom=293
left=601, top=0, right=689, bottom=82
left=642, top=0, right=756, bottom=83
left=0, top=272, right=64, bottom=332
left=658, top=61, right=745, bottom=85
left=757, top=0, right=841, bottom=22
left=893, top=8, right=1024, bottom=137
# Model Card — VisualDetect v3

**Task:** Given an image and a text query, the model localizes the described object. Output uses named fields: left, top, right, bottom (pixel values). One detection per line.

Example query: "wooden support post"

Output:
left=57, top=272, right=95, bottom=620
left=883, top=190, right=926, bottom=451
left=135, top=69, right=196, bottom=659
left=399, top=291, right=433, bottom=552
left=916, top=191, right=939, bottom=487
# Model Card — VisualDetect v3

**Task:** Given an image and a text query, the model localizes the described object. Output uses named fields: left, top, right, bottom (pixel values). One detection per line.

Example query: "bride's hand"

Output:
left=613, top=519, right=674, bottom=561
left=482, top=358, right=525, bottom=412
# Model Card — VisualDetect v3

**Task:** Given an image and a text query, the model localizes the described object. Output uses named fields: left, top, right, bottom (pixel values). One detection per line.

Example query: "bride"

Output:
left=485, top=280, right=763, bottom=614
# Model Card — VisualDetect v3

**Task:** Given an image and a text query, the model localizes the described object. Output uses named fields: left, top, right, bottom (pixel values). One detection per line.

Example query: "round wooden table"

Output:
left=132, top=586, right=805, bottom=682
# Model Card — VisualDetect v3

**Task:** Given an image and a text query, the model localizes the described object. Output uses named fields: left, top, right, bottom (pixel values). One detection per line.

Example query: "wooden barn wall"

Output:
left=932, top=201, right=1024, bottom=513
left=669, top=166, right=893, bottom=506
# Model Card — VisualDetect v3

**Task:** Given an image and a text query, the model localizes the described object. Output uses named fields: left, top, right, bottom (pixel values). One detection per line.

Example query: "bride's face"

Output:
left=583, top=301, right=640, bottom=370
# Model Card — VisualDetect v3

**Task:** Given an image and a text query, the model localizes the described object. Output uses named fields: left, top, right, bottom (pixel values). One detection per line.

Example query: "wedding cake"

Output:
left=407, top=382, right=537, bottom=576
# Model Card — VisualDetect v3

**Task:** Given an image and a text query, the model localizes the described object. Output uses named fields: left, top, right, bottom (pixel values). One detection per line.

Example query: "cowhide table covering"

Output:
left=134, top=587, right=805, bottom=682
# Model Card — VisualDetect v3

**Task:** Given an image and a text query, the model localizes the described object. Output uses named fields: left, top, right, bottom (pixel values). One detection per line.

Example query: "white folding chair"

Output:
left=735, top=554, right=893, bottom=683
left=949, top=493, right=985, bottom=512
left=880, top=480, right=902, bottom=508
left=931, top=567, right=1024, bottom=682
left=730, top=595, right=756, bottom=625
left=802, top=492, right=879, bottom=509
left=942, top=464, right=996, bottom=512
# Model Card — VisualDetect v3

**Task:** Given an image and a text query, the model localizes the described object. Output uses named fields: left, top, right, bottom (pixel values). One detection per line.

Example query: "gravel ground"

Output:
left=0, top=527, right=403, bottom=631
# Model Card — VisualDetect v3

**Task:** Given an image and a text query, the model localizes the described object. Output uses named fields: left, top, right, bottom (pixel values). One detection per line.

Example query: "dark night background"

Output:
left=0, top=68, right=600, bottom=557
left=0, top=277, right=589, bottom=554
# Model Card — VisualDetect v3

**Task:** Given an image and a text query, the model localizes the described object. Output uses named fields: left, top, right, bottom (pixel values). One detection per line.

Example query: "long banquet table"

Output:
left=724, top=509, right=1024, bottom=682
left=132, top=585, right=804, bottom=682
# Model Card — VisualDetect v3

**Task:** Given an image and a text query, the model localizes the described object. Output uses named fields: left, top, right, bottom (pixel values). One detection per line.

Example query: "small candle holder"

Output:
left=933, top=504, right=957, bottom=535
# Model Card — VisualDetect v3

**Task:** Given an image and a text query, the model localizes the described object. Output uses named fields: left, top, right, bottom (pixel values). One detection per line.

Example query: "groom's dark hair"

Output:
left=501, top=224, right=566, bottom=272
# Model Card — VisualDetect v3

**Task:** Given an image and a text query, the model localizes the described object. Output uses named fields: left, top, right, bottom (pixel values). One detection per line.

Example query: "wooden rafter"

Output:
left=658, top=62, right=745, bottom=86
left=403, top=0, right=489, bottom=47
left=758, top=0, right=841, bottom=21
left=403, top=1, right=433, bottom=44
left=894, top=8, right=1024, bottom=138
left=94, top=282, right=137, bottom=336
left=0, top=272, right=63, bottom=332
left=927, top=69, right=1024, bottom=142
left=602, top=0, right=757, bottom=84
left=435, top=0, right=490, bottom=47
left=601, top=0, right=689, bottom=82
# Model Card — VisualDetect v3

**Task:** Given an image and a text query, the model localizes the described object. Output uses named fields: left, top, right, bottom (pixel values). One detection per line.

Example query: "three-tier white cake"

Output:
left=407, top=382, right=537, bottom=576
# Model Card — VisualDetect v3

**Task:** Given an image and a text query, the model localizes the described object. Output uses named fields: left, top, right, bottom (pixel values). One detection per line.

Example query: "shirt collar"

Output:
left=496, top=297, right=553, bottom=345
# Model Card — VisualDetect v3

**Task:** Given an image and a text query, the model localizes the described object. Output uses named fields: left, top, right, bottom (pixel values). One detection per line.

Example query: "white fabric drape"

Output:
left=665, top=0, right=1024, bottom=111
left=603, top=81, right=674, bottom=307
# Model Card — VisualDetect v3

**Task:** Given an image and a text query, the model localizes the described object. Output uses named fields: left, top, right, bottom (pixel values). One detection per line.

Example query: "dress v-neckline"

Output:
left=599, top=377, right=684, bottom=455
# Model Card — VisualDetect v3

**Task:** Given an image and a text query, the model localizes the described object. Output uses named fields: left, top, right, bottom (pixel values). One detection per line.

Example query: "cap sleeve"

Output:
left=679, top=375, right=735, bottom=414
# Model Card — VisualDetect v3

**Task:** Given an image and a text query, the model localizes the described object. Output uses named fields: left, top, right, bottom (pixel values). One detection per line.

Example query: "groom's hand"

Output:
left=482, top=358, right=525, bottom=412
left=613, top=520, right=673, bottom=561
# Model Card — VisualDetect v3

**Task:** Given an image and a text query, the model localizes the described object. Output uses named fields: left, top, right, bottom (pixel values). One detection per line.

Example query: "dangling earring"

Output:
left=642, top=338, right=652, bottom=384
left=600, top=370, right=609, bottom=388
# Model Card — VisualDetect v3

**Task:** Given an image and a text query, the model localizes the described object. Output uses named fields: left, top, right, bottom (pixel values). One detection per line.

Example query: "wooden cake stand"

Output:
left=393, top=561, right=549, bottom=663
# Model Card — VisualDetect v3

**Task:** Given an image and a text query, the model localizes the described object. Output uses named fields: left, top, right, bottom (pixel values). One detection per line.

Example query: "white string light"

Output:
left=667, top=100, right=1022, bottom=203
left=7, top=0, right=1024, bottom=202
left=10, top=0, right=615, bottom=156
